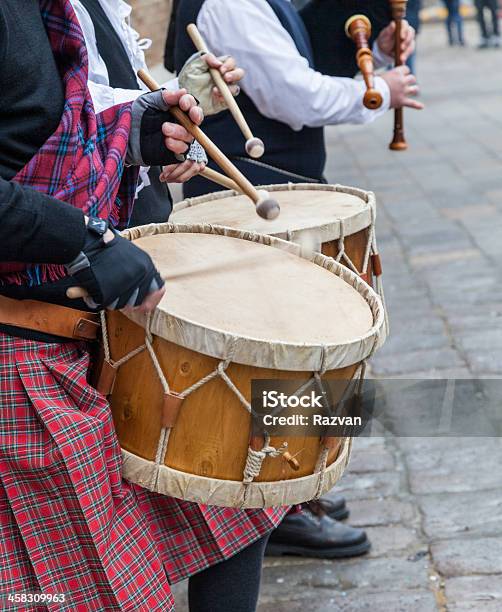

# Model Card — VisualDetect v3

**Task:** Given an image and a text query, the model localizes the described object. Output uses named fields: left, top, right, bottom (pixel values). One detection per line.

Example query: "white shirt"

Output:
left=72, top=0, right=177, bottom=112
left=197, top=0, right=391, bottom=130
left=71, top=0, right=177, bottom=193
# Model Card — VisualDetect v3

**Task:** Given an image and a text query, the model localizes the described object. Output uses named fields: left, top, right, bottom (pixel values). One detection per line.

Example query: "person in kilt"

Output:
left=69, top=2, right=288, bottom=609
left=0, top=1, right=286, bottom=610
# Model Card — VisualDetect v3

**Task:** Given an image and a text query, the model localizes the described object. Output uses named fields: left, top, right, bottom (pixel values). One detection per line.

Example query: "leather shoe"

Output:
left=313, top=495, right=349, bottom=521
left=266, top=507, right=370, bottom=558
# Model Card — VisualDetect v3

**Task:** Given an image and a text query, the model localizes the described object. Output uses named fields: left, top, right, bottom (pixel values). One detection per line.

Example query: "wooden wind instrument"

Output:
left=137, top=69, right=280, bottom=220
left=187, top=23, right=265, bottom=159
left=344, top=15, right=383, bottom=110
left=389, top=0, right=408, bottom=151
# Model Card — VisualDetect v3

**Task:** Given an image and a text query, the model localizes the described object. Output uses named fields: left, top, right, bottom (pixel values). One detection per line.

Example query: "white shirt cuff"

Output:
left=372, top=40, right=394, bottom=69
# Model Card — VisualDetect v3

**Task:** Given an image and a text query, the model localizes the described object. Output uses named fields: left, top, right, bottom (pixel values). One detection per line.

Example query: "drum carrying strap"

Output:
left=0, top=294, right=100, bottom=340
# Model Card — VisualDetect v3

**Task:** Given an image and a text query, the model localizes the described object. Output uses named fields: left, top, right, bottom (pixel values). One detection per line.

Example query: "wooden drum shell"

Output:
left=107, top=311, right=357, bottom=484
left=100, top=224, right=385, bottom=507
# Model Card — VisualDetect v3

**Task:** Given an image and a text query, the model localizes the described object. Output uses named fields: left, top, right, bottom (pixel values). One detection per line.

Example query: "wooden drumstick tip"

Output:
left=256, top=190, right=280, bottom=220
left=245, top=137, right=265, bottom=159
left=363, top=88, right=383, bottom=110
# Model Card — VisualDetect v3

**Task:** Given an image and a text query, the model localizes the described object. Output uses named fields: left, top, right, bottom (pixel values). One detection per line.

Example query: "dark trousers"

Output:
left=475, top=0, right=500, bottom=38
left=442, top=0, right=465, bottom=44
left=188, top=534, right=269, bottom=612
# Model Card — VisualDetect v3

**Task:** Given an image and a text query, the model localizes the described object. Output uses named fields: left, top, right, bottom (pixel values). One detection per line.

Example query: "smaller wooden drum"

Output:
left=172, top=184, right=387, bottom=333
left=98, top=224, right=385, bottom=508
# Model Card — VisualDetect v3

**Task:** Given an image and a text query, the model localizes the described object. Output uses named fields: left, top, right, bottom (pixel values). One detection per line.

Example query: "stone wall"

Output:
left=129, top=0, right=173, bottom=66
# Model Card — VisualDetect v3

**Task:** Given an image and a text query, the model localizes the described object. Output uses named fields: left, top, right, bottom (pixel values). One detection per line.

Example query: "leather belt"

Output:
left=0, top=295, right=100, bottom=341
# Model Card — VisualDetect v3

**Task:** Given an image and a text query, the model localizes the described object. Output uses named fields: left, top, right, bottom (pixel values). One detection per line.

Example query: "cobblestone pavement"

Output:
left=171, top=22, right=502, bottom=612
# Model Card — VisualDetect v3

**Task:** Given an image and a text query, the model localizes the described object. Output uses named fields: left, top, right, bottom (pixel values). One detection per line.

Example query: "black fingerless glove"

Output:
left=65, top=217, right=164, bottom=310
left=127, top=90, right=188, bottom=167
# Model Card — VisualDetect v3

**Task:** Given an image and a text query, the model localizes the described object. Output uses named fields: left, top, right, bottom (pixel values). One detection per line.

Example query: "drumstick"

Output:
left=200, top=167, right=240, bottom=192
left=344, top=15, right=383, bottom=110
left=137, top=69, right=280, bottom=220
left=139, top=71, right=251, bottom=197
left=186, top=23, right=265, bottom=159
left=389, top=0, right=408, bottom=151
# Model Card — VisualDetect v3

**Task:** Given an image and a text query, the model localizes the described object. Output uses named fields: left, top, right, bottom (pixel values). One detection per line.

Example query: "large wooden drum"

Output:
left=172, top=184, right=385, bottom=315
left=100, top=224, right=385, bottom=508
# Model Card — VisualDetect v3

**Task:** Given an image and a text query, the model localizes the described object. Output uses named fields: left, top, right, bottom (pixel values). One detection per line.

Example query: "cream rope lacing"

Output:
left=242, top=434, right=289, bottom=485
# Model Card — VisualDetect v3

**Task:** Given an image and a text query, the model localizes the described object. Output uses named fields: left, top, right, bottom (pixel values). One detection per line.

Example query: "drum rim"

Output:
left=121, top=437, right=352, bottom=508
left=171, top=183, right=376, bottom=242
left=121, top=222, right=385, bottom=372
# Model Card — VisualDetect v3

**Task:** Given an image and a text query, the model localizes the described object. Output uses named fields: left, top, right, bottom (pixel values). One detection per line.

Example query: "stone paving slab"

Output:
left=260, top=556, right=431, bottom=594
left=345, top=498, right=418, bottom=528
left=444, top=575, right=502, bottom=611
left=431, top=537, right=502, bottom=577
left=420, top=490, right=502, bottom=539
left=257, top=590, right=437, bottom=612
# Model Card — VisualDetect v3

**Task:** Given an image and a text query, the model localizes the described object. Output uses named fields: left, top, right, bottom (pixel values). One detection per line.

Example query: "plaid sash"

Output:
left=1, top=0, right=138, bottom=285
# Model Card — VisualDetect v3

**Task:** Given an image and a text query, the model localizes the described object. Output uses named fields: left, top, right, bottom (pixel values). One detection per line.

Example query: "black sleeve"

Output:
left=300, top=0, right=392, bottom=77
left=0, top=178, right=86, bottom=264
left=164, top=0, right=180, bottom=72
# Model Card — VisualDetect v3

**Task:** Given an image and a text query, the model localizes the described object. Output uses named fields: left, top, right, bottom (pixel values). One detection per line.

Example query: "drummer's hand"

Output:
left=204, top=54, right=245, bottom=101
left=65, top=218, right=165, bottom=313
left=377, top=20, right=416, bottom=64
left=123, top=285, right=166, bottom=316
left=159, top=160, right=206, bottom=183
left=161, top=91, right=203, bottom=156
left=126, top=89, right=204, bottom=165
left=162, top=89, right=204, bottom=125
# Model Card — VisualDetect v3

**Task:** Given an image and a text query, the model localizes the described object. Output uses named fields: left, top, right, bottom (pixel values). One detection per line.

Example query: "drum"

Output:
left=98, top=224, right=385, bottom=508
left=172, top=183, right=387, bottom=334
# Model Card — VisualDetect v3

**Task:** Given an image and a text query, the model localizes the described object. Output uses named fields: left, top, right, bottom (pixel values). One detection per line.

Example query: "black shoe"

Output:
left=312, top=495, right=349, bottom=521
left=265, top=507, right=370, bottom=559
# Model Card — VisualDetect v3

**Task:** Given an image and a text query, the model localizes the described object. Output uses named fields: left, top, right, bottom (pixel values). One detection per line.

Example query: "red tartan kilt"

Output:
left=0, top=334, right=287, bottom=609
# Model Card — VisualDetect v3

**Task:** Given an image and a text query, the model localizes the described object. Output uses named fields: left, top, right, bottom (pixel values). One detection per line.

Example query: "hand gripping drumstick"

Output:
left=389, top=0, right=408, bottom=151
left=137, top=69, right=280, bottom=220
left=186, top=23, right=265, bottom=159
left=344, top=15, right=383, bottom=110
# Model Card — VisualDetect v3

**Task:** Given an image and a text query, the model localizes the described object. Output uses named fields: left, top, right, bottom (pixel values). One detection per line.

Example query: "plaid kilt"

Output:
left=0, top=334, right=287, bottom=609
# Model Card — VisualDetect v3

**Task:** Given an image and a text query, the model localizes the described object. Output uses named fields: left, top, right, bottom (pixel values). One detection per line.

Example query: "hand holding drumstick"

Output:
left=187, top=23, right=265, bottom=159
left=138, top=68, right=280, bottom=220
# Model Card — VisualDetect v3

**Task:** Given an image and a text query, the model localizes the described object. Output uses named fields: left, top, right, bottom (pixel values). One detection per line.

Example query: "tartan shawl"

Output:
left=1, top=0, right=138, bottom=285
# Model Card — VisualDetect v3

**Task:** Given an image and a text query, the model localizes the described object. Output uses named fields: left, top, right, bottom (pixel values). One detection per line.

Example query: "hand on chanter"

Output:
left=377, top=19, right=416, bottom=64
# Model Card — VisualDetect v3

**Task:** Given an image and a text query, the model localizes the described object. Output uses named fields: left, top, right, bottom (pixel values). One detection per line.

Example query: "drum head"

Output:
left=171, top=184, right=373, bottom=242
left=136, top=232, right=372, bottom=344
left=125, top=226, right=382, bottom=370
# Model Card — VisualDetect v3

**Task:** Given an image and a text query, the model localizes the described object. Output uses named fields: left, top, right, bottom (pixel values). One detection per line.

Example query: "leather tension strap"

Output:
left=0, top=295, right=100, bottom=341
